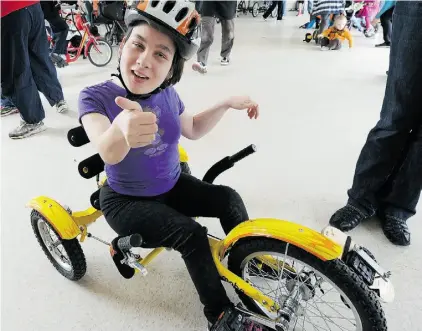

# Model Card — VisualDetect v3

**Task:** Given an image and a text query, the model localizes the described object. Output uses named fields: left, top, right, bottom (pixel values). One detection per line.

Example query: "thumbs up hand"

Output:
left=114, top=96, right=158, bottom=148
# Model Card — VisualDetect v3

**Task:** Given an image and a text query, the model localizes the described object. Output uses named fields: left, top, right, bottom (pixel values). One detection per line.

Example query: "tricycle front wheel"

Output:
left=31, top=210, right=86, bottom=281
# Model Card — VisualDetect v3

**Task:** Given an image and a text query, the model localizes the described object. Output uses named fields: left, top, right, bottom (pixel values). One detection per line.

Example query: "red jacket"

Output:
left=1, top=0, right=40, bottom=18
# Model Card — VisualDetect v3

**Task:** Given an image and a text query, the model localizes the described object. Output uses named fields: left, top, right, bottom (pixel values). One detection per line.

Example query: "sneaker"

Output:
left=1, top=105, right=19, bottom=117
left=221, top=57, right=230, bottom=66
left=50, top=53, right=68, bottom=68
left=382, top=216, right=411, bottom=246
left=364, top=26, right=375, bottom=38
left=9, top=120, right=46, bottom=139
left=192, top=61, right=207, bottom=74
left=320, top=46, right=329, bottom=51
left=329, top=204, right=371, bottom=232
left=375, top=42, right=391, bottom=48
left=55, top=100, right=70, bottom=113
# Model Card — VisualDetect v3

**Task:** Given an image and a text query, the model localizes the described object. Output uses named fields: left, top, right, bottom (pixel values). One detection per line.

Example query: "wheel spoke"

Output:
left=305, top=300, right=355, bottom=331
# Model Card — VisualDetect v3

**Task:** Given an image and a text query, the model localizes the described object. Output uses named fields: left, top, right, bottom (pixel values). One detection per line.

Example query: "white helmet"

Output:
left=125, top=0, right=201, bottom=60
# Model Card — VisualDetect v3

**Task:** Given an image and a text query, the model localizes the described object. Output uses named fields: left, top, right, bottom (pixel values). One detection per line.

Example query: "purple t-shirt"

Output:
left=78, top=80, right=185, bottom=197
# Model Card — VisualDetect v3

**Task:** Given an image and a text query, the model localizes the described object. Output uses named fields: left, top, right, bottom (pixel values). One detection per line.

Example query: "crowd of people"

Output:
left=1, top=0, right=421, bottom=330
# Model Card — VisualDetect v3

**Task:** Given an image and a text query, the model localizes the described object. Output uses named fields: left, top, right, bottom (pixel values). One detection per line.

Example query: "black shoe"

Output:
left=375, top=42, right=391, bottom=48
left=329, top=204, right=369, bottom=232
left=382, top=216, right=410, bottom=246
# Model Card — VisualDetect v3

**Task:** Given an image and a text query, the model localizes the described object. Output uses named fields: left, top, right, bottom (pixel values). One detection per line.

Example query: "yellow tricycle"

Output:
left=28, top=125, right=394, bottom=331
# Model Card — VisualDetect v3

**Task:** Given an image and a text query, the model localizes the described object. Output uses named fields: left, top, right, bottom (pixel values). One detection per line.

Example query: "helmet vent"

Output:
left=163, top=1, right=176, bottom=13
left=188, top=17, right=198, bottom=29
left=151, top=1, right=160, bottom=8
left=175, top=7, right=189, bottom=22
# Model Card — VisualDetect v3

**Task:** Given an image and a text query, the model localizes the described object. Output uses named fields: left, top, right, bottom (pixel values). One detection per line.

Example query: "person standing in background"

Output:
left=263, top=1, right=284, bottom=21
left=1, top=0, right=70, bottom=139
left=373, top=0, right=396, bottom=47
left=329, top=0, right=422, bottom=246
left=192, top=0, right=237, bottom=74
left=41, top=0, right=69, bottom=67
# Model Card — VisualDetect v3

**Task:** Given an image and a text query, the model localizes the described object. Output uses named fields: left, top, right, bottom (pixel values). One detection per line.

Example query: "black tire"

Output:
left=180, top=161, right=191, bottom=175
left=87, top=38, right=113, bottom=67
left=104, top=31, right=112, bottom=45
left=227, top=238, right=387, bottom=331
left=31, top=210, right=87, bottom=281
left=252, top=2, right=259, bottom=17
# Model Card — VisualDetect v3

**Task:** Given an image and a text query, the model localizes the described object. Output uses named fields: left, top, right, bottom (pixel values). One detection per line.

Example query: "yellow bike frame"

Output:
left=27, top=145, right=343, bottom=315
left=27, top=194, right=342, bottom=314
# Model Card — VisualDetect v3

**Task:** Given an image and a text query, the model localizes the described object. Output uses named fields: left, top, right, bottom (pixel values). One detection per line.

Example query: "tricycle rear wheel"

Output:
left=227, top=237, right=387, bottom=331
left=31, top=210, right=86, bottom=281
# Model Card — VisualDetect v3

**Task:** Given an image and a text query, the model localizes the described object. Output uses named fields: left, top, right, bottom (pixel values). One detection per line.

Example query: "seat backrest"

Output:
left=68, top=126, right=105, bottom=179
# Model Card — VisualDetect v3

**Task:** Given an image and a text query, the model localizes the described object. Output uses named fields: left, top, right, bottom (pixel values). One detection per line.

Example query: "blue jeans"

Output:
left=347, top=1, right=422, bottom=222
left=1, top=94, right=15, bottom=108
left=1, top=3, right=64, bottom=123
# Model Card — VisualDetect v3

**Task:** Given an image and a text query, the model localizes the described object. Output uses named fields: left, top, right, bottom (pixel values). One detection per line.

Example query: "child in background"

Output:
left=355, top=0, right=380, bottom=37
left=319, top=15, right=353, bottom=50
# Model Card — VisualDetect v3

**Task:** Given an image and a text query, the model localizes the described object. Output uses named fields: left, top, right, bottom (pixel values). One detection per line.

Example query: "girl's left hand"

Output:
left=227, top=96, right=260, bottom=119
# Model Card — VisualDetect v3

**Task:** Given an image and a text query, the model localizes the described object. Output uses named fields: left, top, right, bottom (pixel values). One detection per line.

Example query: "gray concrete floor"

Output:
left=1, top=14, right=420, bottom=331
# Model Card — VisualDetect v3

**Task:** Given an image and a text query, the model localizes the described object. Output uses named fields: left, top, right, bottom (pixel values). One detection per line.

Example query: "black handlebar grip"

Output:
left=67, top=126, right=90, bottom=147
left=117, top=234, right=143, bottom=251
left=229, top=144, right=257, bottom=163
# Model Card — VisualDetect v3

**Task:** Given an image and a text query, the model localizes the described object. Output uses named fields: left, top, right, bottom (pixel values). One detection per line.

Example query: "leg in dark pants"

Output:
left=1, top=4, right=64, bottom=127
left=318, top=14, right=332, bottom=35
left=46, top=14, right=69, bottom=56
left=220, top=19, right=235, bottom=60
left=380, top=7, right=394, bottom=44
left=263, top=1, right=278, bottom=19
left=197, top=16, right=215, bottom=65
left=330, top=1, right=422, bottom=246
left=100, top=173, right=249, bottom=323
left=277, top=1, right=284, bottom=20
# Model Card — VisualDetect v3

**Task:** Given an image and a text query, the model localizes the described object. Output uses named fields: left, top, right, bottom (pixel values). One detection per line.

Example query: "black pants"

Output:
left=46, top=14, right=69, bottom=55
left=347, top=1, right=422, bottom=222
left=380, top=6, right=394, bottom=44
left=1, top=3, right=64, bottom=124
left=263, top=1, right=284, bottom=20
left=100, top=173, right=249, bottom=323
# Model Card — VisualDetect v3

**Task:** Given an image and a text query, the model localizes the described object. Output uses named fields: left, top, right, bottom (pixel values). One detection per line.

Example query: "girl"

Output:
left=78, top=1, right=263, bottom=330
left=355, top=0, right=380, bottom=37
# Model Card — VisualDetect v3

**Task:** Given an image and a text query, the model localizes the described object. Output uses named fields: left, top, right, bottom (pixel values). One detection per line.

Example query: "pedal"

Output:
left=127, top=258, right=148, bottom=276
left=210, top=307, right=243, bottom=331
left=211, top=305, right=273, bottom=331
left=110, top=236, right=137, bottom=279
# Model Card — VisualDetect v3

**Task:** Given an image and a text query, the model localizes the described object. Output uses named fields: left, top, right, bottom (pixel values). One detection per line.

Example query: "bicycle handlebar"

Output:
left=202, top=144, right=257, bottom=184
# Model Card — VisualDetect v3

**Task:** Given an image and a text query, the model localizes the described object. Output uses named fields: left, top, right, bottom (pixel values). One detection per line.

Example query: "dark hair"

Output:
left=124, top=20, right=185, bottom=88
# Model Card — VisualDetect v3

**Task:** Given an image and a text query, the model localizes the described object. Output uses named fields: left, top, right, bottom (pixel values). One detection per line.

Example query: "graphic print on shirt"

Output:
left=143, top=105, right=169, bottom=158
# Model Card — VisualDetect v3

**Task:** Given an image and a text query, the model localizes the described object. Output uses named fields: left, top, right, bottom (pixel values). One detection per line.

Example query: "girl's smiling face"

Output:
left=119, top=23, right=176, bottom=95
